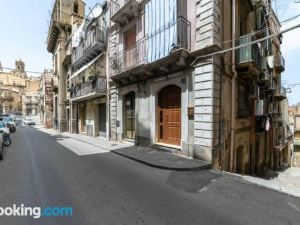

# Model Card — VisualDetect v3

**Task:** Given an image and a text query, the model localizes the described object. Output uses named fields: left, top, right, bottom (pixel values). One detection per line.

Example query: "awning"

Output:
left=68, top=53, right=103, bottom=81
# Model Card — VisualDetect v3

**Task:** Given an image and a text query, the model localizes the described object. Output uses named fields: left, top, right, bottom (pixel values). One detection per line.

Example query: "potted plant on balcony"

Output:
left=111, top=58, right=122, bottom=73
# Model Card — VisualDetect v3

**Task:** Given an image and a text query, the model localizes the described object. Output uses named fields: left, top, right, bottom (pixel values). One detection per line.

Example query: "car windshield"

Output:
left=4, top=117, right=13, bottom=122
left=0, top=122, right=6, bottom=128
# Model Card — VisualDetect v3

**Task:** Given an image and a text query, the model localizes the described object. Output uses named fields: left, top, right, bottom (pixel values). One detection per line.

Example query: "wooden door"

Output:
left=124, top=29, right=136, bottom=69
left=158, top=85, right=181, bottom=146
left=124, top=92, right=135, bottom=140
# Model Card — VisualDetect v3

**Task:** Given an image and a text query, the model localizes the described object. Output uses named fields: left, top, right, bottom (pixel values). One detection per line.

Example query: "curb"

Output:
left=222, top=171, right=300, bottom=199
left=111, top=150, right=211, bottom=171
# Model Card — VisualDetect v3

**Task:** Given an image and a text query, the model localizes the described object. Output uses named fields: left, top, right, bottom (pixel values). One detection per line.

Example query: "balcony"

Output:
left=236, top=35, right=263, bottom=77
left=275, top=55, right=285, bottom=72
left=47, top=5, right=71, bottom=53
left=25, top=100, right=39, bottom=106
left=72, top=27, right=106, bottom=70
left=275, top=86, right=287, bottom=101
left=110, top=16, right=191, bottom=83
left=70, top=77, right=107, bottom=101
left=110, top=0, right=141, bottom=26
left=62, top=40, right=72, bottom=66
left=3, top=96, right=14, bottom=101
left=265, top=78, right=277, bottom=95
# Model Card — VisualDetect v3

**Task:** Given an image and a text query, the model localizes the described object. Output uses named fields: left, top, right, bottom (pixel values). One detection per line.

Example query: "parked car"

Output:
left=0, top=132, right=3, bottom=160
left=23, top=117, right=36, bottom=125
left=2, top=117, right=16, bottom=133
left=0, top=121, right=11, bottom=147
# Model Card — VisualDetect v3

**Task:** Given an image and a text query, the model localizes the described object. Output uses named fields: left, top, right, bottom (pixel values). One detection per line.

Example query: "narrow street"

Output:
left=0, top=126, right=299, bottom=225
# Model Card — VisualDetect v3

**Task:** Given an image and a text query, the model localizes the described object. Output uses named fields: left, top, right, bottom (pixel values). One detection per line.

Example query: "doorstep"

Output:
left=112, top=146, right=211, bottom=171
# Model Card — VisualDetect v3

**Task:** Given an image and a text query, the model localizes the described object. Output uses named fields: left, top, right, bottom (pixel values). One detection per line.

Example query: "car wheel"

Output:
left=3, top=138, right=11, bottom=147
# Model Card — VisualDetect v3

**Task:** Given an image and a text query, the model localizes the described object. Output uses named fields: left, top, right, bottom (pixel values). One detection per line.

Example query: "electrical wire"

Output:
left=191, top=23, right=300, bottom=65
left=0, top=67, right=43, bottom=75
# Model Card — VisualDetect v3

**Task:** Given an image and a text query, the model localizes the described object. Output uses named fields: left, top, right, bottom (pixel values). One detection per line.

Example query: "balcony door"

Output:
left=158, top=85, right=181, bottom=146
left=124, top=29, right=136, bottom=69
left=124, top=92, right=135, bottom=140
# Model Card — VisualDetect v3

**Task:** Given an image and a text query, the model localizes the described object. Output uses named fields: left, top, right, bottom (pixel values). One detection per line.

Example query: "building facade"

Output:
left=0, top=59, right=41, bottom=116
left=46, top=0, right=85, bottom=132
left=22, top=77, right=41, bottom=116
left=39, top=70, right=54, bottom=128
left=108, top=0, right=291, bottom=175
left=109, top=0, right=193, bottom=150
left=45, top=0, right=292, bottom=175
left=68, top=2, right=108, bottom=138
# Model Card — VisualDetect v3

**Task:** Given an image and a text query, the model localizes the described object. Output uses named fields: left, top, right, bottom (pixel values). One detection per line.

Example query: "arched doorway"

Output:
left=158, top=85, right=181, bottom=146
left=124, top=91, right=135, bottom=140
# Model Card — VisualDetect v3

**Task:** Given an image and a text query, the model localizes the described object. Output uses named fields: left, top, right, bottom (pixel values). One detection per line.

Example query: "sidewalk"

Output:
left=112, top=146, right=211, bottom=171
left=226, top=167, right=300, bottom=198
left=35, top=126, right=211, bottom=171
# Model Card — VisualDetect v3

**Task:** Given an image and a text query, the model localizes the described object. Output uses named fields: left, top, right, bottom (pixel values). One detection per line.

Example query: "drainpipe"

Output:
left=230, top=0, right=238, bottom=172
left=105, top=50, right=111, bottom=141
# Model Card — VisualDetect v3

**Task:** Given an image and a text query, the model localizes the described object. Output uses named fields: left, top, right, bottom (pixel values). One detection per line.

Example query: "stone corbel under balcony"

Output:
left=110, top=0, right=140, bottom=26
left=47, top=20, right=60, bottom=53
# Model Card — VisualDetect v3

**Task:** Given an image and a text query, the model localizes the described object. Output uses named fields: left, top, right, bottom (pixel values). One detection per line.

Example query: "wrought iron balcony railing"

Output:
left=3, top=96, right=14, bottom=101
left=110, top=16, right=191, bottom=76
left=72, top=27, right=106, bottom=69
left=70, top=77, right=107, bottom=99
left=236, top=34, right=263, bottom=73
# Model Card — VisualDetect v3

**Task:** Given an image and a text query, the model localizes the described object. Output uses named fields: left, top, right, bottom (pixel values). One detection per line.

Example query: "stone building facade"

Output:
left=68, top=3, right=109, bottom=138
left=107, top=0, right=291, bottom=175
left=22, top=77, right=41, bottom=116
left=0, top=59, right=41, bottom=116
left=39, top=70, right=54, bottom=128
left=46, top=0, right=292, bottom=175
left=46, top=0, right=85, bottom=132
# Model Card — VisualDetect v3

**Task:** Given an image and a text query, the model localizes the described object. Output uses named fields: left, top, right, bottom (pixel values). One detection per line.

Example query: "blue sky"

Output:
left=276, top=0, right=300, bottom=105
left=0, top=0, right=98, bottom=75
left=0, top=0, right=299, bottom=104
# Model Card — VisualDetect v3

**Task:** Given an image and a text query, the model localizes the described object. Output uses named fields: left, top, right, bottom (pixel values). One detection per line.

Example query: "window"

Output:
left=0, top=80, right=3, bottom=85
left=74, top=2, right=79, bottom=14
left=238, top=83, right=250, bottom=119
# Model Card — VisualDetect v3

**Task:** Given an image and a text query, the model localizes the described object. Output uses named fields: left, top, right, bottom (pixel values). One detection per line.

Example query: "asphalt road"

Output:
left=0, top=126, right=299, bottom=225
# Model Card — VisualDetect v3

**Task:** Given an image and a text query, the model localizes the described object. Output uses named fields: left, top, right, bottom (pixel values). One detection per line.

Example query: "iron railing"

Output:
left=280, top=85, right=287, bottom=97
left=236, top=34, right=263, bottom=70
left=110, top=16, right=191, bottom=76
left=72, top=27, right=106, bottom=64
left=70, top=77, right=107, bottom=99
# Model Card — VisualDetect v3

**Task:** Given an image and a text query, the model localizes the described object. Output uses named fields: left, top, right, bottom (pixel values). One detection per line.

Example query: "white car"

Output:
left=23, top=118, right=36, bottom=125
left=0, top=121, right=10, bottom=134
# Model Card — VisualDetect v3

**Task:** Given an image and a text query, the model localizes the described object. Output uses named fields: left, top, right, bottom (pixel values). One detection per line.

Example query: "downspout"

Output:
left=230, top=0, right=238, bottom=172
left=106, top=50, right=111, bottom=141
